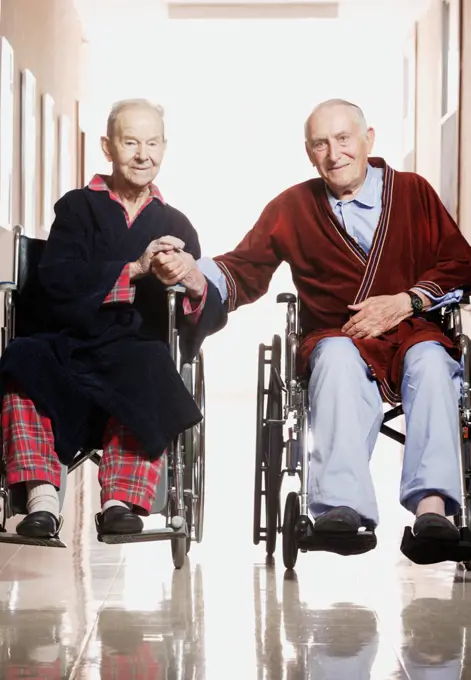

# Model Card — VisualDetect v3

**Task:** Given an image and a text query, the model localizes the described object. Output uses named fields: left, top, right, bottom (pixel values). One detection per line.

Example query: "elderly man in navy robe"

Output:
left=0, top=99, right=225, bottom=538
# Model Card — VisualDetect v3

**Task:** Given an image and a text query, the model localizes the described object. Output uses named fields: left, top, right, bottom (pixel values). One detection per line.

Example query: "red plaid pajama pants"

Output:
left=1, top=385, right=166, bottom=514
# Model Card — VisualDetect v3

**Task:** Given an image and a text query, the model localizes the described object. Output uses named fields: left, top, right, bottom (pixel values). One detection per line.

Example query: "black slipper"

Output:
left=412, top=513, right=460, bottom=542
left=313, top=506, right=362, bottom=533
left=96, top=506, right=144, bottom=535
left=16, top=511, right=60, bottom=538
left=400, top=526, right=471, bottom=565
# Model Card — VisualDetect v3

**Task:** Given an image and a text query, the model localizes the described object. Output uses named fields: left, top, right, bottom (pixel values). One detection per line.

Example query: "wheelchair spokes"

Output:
left=253, top=335, right=284, bottom=558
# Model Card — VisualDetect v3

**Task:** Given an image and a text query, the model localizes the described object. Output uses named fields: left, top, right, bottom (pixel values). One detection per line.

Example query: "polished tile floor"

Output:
left=0, top=391, right=470, bottom=679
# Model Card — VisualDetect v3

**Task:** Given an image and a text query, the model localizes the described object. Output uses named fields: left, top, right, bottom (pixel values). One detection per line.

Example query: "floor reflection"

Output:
left=398, top=569, right=471, bottom=680
left=0, top=606, right=78, bottom=678
left=2, top=394, right=471, bottom=678
left=73, top=564, right=204, bottom=679
left=254, top=563, right=381, bottom=680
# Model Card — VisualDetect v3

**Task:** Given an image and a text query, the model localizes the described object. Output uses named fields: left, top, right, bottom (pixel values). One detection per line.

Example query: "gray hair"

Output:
left=106, top=98, right=166, bottom=138
left=304, top=99, right=368, bottom=139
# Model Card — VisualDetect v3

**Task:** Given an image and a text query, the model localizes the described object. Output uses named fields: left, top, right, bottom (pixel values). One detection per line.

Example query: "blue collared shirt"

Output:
left=326, top=163, right=382, bottom=255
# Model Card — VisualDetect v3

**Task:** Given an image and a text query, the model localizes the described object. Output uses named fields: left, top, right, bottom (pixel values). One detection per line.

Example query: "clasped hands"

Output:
left=132, top=236, right=424, bottom=328
left=130, top=235, right=206, bottom=299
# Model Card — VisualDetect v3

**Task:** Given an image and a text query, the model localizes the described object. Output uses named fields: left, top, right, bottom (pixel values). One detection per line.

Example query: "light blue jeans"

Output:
left=308, top=338, right=462, bottom=525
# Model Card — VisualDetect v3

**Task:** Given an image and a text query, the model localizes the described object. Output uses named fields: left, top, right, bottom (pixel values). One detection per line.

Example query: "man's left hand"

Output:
left=342, top=293, right=414, bottom=339
left=152, top=250, right=207, bottom=299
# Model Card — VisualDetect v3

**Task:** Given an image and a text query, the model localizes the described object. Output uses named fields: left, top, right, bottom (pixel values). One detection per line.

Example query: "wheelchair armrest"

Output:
left=445, top=302, right=471, bottom=411
left=0, top=281, right=16, bottom=292
left=277, top=292, right=296, bottom=304
left=445, top=301, right=468, bottom=340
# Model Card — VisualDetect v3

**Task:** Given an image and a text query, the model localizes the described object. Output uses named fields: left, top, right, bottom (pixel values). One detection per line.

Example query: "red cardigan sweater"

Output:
left=214, top=158, right=471, bottom=403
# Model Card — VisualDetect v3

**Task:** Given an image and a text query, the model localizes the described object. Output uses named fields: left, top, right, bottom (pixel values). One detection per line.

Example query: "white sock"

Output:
left=25, top=482, right=59, bottom=519
left=102, top=499, right=132, bottom=513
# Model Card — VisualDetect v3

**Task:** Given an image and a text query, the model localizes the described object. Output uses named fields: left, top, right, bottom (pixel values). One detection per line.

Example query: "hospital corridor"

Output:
left=0, top=0, right=471, bottom=677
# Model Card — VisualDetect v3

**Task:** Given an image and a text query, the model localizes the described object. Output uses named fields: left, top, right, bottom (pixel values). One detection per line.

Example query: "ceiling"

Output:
left=74, top=0, right=431, bottom=37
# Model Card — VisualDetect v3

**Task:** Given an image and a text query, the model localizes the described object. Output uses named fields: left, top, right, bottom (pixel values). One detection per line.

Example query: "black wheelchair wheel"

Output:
left=283, top=492, right=300, bottom=570
left=172, top=534, right=186, bottom=569
left=181, top=363, right=194, bottom=554
left=169, top=494, right=187, bottom=569
left=455, top=430, right=471, bottom=571
left=253, top=336, right=284, bottom=556
left=265, top=335, right=283, bottom=557
left=193, top=352, right=206, bottom=545
left=183, top=351, right=206, bottom=554
left=253, top=344, right=267, bottom=545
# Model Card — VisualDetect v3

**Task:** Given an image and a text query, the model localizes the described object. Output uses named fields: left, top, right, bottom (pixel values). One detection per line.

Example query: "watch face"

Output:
left=411, top=294, right=423, bottom=312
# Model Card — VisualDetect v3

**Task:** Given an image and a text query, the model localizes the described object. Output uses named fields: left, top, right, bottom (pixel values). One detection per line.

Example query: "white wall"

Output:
left=82, top=7, right=407, bottom=397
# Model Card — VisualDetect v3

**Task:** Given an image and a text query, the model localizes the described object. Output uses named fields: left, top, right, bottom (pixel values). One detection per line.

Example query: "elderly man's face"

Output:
left=101, top=106, right=166, bottom=189
left=305, top=105, right=374, bottom=198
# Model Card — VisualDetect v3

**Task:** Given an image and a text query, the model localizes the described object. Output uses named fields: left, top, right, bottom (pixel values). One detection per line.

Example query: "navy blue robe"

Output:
left=0, top=187, right=227, bottom=464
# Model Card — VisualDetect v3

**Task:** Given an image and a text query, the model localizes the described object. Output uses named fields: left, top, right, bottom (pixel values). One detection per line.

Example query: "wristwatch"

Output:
left=406, top=290, right=424, bottom=315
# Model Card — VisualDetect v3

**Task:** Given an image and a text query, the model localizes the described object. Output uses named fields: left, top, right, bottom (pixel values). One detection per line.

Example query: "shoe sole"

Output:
left=299, top=530, right=377, bottom=556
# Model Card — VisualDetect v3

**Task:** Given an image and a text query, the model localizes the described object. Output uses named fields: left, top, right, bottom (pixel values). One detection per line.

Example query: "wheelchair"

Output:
left=0, top=225, right=206, bottom=569
left=253, top=291, right=471, bottom=569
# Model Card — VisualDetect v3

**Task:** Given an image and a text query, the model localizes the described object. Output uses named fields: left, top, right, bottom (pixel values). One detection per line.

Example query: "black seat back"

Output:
left=14, top=235, right=51, bottom=337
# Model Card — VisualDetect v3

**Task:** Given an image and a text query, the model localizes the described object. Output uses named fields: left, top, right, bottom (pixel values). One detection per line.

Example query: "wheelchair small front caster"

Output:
left=170, top=514, right=187, bottom=569
left=282, top=492, right=300, bottom=570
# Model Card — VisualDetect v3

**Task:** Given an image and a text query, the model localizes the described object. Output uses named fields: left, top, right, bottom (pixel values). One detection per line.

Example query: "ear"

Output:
left=305, top=140, right=315, bottom=166
left=365, top=127, right=375, bottom=154
left=101, top=136, right=112, bottom=162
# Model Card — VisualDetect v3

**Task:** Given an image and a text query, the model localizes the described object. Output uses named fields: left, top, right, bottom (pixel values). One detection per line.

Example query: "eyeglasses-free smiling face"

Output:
left=305, top=103, right=375, bottom=200
left=101, top=105, right=167, bottom=190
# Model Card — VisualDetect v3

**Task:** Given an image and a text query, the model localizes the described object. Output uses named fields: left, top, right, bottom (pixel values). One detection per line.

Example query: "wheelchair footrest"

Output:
left=97, top=526, right=188, bottom=545
left=0, top=531, right=66, bottom=548
left=400, top=526, right=471, bottom=565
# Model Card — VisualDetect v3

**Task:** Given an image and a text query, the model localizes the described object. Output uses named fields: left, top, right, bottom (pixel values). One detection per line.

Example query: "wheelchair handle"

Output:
left=275, top=292, right=299, bottom=410
left=277, top=292, right=296, bottom=305
left=0, top=282, right=16, bottom=292
left=166, top=284, right=186, bottom=294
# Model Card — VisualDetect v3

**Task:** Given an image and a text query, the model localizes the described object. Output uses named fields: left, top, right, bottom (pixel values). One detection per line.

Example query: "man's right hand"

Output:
left=130, top=236, right=185, bottom=280
left=152, top=250, right=207, bottom=299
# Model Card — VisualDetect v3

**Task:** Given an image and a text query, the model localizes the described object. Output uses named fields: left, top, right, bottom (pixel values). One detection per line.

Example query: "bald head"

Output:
left=304, top=99, right=367, bottom=140
left=106, top=98, right=166, bottom=139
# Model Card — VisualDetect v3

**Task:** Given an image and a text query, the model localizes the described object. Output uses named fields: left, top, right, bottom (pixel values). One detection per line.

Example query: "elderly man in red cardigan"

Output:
left=153, top=99, right=471, bottom=561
